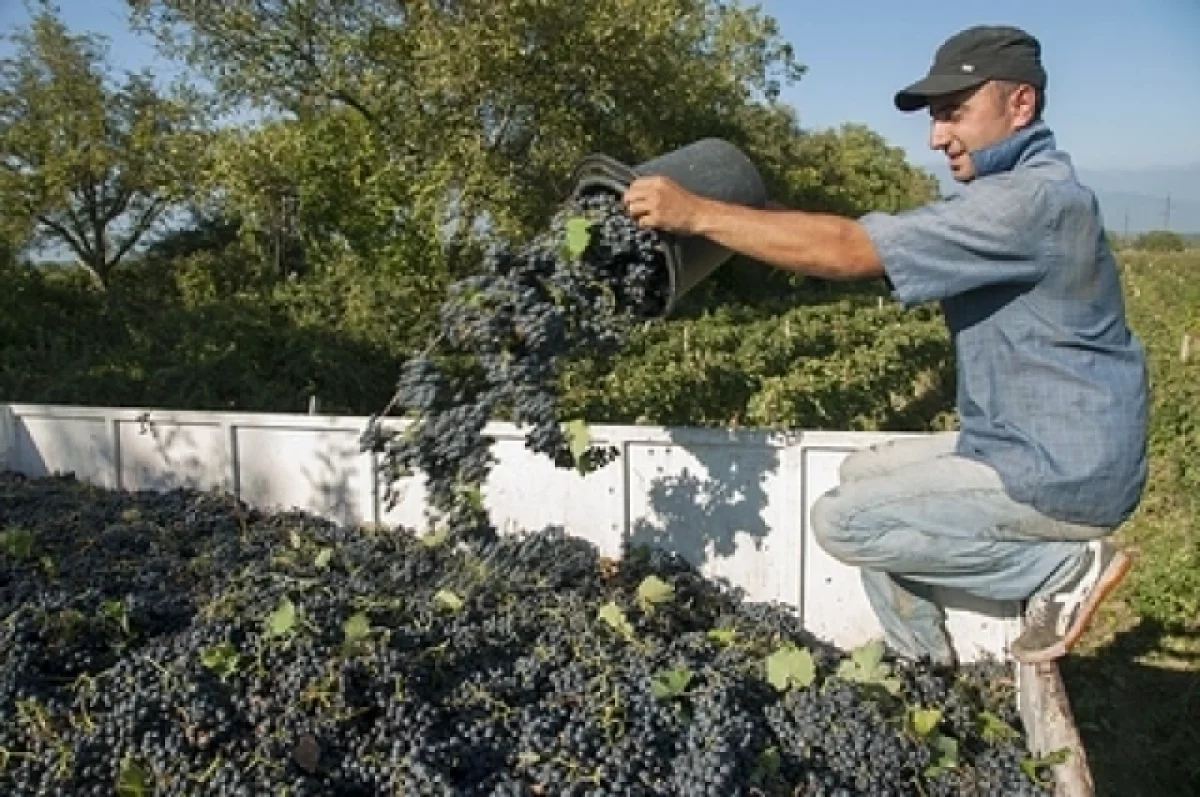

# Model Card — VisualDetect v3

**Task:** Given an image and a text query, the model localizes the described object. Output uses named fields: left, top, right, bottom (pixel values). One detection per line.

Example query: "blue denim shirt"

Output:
left=859, top=121, right=1149, bottom=528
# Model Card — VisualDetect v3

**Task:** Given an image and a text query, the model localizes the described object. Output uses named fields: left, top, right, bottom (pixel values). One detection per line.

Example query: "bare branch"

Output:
left=107, top=195, right=165, bottom=269
left=36, top=212, right=103, bottom=286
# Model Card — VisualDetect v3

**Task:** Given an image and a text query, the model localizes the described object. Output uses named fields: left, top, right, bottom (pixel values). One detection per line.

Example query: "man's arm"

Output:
left=623, top=175, right=883, bottom=282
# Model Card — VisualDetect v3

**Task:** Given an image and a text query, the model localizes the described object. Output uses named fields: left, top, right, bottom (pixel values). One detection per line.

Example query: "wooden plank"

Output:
left=1019, top=661, right=1096, bottom=797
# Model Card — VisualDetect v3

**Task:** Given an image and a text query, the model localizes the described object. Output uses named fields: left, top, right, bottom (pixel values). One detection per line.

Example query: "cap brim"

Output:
left=894, top=73, right=987, bottom=112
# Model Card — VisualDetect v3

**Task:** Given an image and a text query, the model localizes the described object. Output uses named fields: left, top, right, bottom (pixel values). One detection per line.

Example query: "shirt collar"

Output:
left=969, top=120, right=1056, bottom=178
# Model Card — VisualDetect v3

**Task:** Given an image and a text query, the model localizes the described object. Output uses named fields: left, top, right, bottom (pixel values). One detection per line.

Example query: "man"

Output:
left=622, top=25, right=1149, bottom=666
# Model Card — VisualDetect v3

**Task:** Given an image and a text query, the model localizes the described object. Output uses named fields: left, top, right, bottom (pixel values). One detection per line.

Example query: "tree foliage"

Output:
left=1133, top=229, right=1187, bottom=252
left=0, top=7, right=205, bottom=287
left=127, top=0, right=809, bottom=253
left=778, top=124, right=940, bottom=216
left=126, top=0, right=936, bottom=324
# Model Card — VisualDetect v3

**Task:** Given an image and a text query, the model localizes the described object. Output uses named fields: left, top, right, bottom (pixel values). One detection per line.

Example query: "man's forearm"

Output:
left=690, top=199, right=885, bottom=282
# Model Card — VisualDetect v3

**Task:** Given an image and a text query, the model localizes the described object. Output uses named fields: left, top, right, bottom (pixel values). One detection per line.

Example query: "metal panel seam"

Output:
left=0, top=404, right=14, bottom=472
left=795, top=438, right=809, bottom=624
left=620, top=439, right=632, bottom=556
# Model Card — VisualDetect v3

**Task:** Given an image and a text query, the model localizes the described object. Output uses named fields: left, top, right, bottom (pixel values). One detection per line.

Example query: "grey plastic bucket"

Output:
left=567, top=138, right=768, bottom=316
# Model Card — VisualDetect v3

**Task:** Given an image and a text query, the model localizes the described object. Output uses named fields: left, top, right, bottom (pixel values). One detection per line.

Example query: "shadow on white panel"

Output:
left=484, top=436, right=625, bottom=558
left=374, top=469, right=430, bottom=532
left=236, top=426, right=372, bottom=528
left=801, top=446, right=1020, bottom=662
left=14, top=416, right=115, bottom=488
left=118, top=419, right=227, bottom=493
left=626, top=441, right=800, bottom=607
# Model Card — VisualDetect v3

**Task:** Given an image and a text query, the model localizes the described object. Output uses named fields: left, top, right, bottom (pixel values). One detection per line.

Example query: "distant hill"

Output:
left=920, top=161, right=1200, bottom=235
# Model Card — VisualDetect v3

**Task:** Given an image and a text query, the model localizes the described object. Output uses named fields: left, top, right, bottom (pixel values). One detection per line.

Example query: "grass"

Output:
left=1063, top=249, right=1200, bottom=797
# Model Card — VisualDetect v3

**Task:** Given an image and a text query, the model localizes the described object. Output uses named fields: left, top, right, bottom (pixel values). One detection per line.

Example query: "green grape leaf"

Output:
left=924, top=734, right=960, bottom=778
left=1020, top=747, right=1071, bottom=786
left=200, top=641, right=240, bottom=681
left=636, top=575, right=675, bottom=611
left=766, top=642, right=816, bottom=692
left=909, top=706, right=943, bottom=737
left=563, top=217, right=594, bottom=260
left=115, top=756, right=150, bottom=796
left=598, top=601, right=636, bottom=642
left=979, top=711, right=1020, bottom=744
left=650, top=667, right=692, bottom=700
left=433, top=589, right=464, bottom=613
left=264, top=596, right=296, bottom=637
left=343, top=612, right=371, bottom=644
left=836, top=639, right=901, bottom=695
left=707, top=628, right=739, bottom=647
left=562, top=419, right=591, bottom=468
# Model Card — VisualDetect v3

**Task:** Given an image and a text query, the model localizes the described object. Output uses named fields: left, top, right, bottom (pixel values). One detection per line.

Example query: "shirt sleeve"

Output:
left=858, top=176, right=1050, bottom=308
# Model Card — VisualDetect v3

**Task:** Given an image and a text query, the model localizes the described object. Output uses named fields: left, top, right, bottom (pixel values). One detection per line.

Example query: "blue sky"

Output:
left=762, top=0, right=1200, bottom=171
left=2, top=0, right=1198, bottom=172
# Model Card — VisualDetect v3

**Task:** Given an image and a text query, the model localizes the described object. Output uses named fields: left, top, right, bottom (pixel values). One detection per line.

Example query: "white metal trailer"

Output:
left=0, top=402, right=1095, bottom=795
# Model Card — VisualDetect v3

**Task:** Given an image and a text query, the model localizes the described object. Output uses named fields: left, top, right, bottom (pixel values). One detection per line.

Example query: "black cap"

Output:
left=895, top=25, right=1047, bottom=112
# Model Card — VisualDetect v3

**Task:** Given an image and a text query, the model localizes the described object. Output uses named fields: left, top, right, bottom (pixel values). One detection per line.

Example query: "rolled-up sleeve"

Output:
left=858, top=176, right=1050, bottom=308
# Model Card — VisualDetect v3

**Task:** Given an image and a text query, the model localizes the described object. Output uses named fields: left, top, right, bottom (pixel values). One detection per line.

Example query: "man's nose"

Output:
left=929, top=119, right=951, bottom=151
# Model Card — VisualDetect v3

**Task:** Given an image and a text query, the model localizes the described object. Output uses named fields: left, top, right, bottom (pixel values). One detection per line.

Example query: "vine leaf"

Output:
left=0, top=527, right=34, bottom=560
left=420, top=528, right=450, bottom=549
left=979, top=711, right=1020, bottom=744
left=200, top=641, right=240, bottom=682
left=562, top=419, right=591, bottom=473
left=766, top=642, right=816, bottom=692
left=264, top=596, right=297, bottom=638
left=598, top=601, right=636, bottom=642
left=115, top=755, right=150, bottom=796
left=752, top=746, right=782, bottom=785
left=636, top=575, right=674, bottom=612
left=433, top=589, right=464, bottom=613
left=650, top=667, right=692, bottom=700
left=908, top=706, right=943, bottom=737
left=1021, top=748, right=1071, bottom=786
left=924, top=734, right=960, bottom=778
left=563, top=217, right=594, bottom=260
left=342, top=612, right=371, bottom=645
left=836, top=639, right=901, bottom=695
left=707, top=627, right=739, bottom=647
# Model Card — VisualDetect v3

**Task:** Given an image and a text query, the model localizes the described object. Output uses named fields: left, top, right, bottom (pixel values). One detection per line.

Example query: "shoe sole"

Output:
left=1012, top=548, right=1133, bottom=665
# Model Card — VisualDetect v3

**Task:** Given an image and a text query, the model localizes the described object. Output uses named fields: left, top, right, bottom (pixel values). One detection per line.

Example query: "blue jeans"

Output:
left=810, top=432, right=1113, bottom=663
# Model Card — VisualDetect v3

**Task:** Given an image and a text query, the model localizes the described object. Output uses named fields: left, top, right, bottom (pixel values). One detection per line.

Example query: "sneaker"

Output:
left=1010, top=539, right=1132, bottom=664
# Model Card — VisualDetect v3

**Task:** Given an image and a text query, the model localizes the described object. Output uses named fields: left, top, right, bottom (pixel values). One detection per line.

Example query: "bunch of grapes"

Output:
left=0, top=472, right=1059, bottom=796
left=360, top=190, right=672, bottom=537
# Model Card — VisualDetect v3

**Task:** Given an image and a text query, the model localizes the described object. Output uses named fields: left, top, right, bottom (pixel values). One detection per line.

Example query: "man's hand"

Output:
left=623, top=176, right=883, bottom=282
left=623, top=176, right=709, bottom=236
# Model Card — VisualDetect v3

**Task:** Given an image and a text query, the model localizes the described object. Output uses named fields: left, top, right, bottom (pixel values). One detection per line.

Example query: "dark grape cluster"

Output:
left=1, top=471, right=1058, bottom=796
left=361, top=190, right=671, bottom=536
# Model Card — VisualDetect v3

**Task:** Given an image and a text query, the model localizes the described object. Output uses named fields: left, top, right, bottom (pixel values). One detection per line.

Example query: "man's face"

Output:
left=928, top=81, right=1037, bottom=182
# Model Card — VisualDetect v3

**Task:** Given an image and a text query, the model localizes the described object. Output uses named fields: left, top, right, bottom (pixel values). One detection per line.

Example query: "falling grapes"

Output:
left=0, top=472, right=1058, bottom=796
left=360, top=189, right=672, bottom=536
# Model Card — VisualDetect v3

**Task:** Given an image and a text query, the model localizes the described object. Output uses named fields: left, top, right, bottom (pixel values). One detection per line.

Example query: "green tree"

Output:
left=0, top=7, right=205, bottom=288
left=131, top=0, right=804, bottom=247
left=777, top=123, right=939, bottom=216
left=1134, top=229, right=1186, bottom=252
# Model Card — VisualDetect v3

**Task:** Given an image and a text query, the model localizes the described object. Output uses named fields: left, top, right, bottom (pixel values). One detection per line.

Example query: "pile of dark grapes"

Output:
left=361, top=189, right=672, bottom=535
left=1, top=471, right=1059, bottom=796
